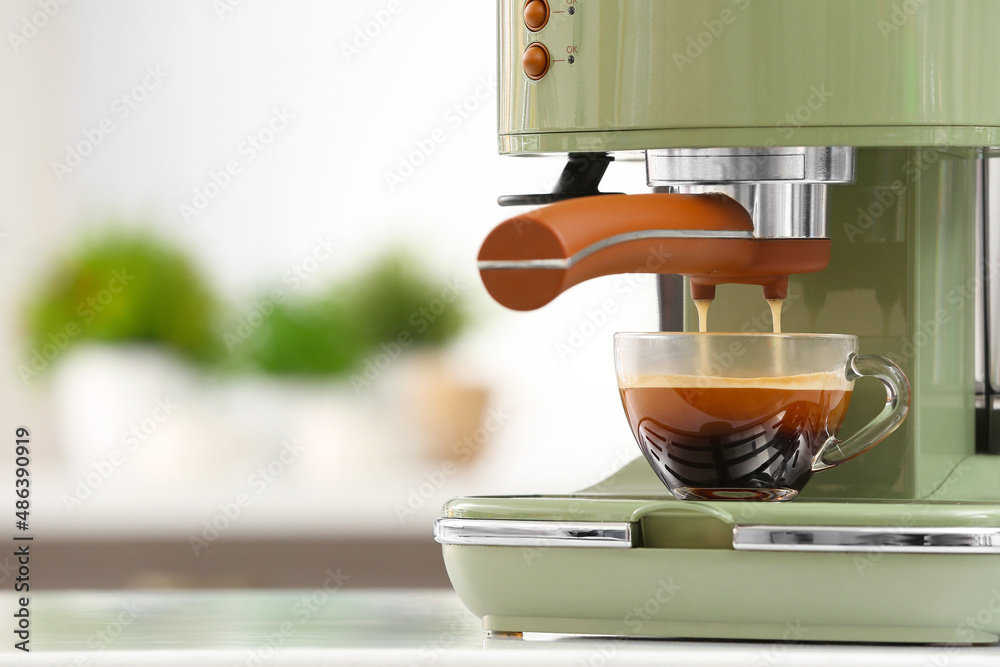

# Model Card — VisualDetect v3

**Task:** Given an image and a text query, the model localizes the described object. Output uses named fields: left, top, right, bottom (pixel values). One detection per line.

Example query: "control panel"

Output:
left=518, top=0, right=578, bottom=82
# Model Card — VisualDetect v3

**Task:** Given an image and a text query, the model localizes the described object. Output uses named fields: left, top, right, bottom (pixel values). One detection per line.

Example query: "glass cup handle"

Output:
left=812, top=354, right=911, bottom=473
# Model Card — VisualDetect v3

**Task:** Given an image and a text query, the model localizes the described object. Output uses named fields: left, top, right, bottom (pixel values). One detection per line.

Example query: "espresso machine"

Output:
left=435, top=0, right=1000, bottom=642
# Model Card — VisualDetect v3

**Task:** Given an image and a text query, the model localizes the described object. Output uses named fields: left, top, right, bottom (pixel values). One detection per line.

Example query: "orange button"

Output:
left=523, top=0, right=550, bottom=31
left=522, top=43, right=550, bottom=80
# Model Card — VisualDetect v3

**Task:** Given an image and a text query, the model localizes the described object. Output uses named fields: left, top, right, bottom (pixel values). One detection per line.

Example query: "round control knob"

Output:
left=522, top=43, right=550, bottom=80
left=523, top=0, right=550, bottom=31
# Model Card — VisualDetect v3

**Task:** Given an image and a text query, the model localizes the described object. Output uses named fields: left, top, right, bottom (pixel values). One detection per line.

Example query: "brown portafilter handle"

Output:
left=478, top=193, right=831, bottom=311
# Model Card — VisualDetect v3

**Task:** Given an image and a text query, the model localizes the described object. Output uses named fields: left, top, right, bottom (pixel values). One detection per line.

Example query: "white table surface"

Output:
left=5, top=589, right=1000, bottom=666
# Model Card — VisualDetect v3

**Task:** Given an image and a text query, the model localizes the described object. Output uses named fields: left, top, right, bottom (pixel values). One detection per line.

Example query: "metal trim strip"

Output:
left=477, top=229, right=753, bottom=272
left=734, top=525, right=1000, bottom=554
left=433, top=518, right=635, bottom=548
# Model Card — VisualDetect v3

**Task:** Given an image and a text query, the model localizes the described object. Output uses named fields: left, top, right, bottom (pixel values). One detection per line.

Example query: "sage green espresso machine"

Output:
left=434, top=0, right=1000, bottom=642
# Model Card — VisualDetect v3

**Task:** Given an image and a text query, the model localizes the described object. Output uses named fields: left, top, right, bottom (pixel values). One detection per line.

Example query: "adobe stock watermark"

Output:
left=383, top=74, right=495, bottom=192
left=349, top=276, right=467, bottom=393
left=852, top=458, right=971, bottom=578
left=554, top=279, right=643, bottom=363
left=78, top=600, right=145, bottom=662
left=775, top=84, right=833, bottom=141
left=844, top=139, right=946, bottom=244
left=214, top=0, right=246, bottom=21
left=517, top=462, right=637, bottom=566
left=672, top=0, right=750, bottom=73
left=751, top=621, right=810, bottom=667
left=571, top=577, right=683, bottom=665
left=885, top=255, right=999, bottom=366
left=393, top=406, right=512, bottom=523
left=18, top=268, right=135, bottom=384
left=7, top=0, right=71, bottom=53
left=918, top=588, right=1000, bottom=666
left=241, top=567, right=351, bottom=667
left=624, top=577, right=683, bottom=632
left=189, top=439, right=305, bottom=556
left=878, top=0, right=927, bottom=39
left=520, top=503, right=589, bottom=567
left=52, top=65, right=168, bottom=183
left=956, top=588, right=1000, bottom=644
left=222, top=235, right=340, bottom=353
left=340, top=0, right=414, bottom=63
left=179, top=106, right=296, bottom=222
left=60, top=398, right=181, bottom=513
left=554, top=245, right=673, bottom=363
left=581, top=450, right=636, bottom=493
left=409, top=609, right=481, bottom=667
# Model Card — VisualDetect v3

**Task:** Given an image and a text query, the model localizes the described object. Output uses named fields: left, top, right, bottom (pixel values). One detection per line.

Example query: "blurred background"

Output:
left=0, top=0, right=657, bottom=589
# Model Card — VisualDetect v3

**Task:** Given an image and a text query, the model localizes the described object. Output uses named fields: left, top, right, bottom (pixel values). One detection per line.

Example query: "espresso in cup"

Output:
left=621, top=372, right=852, bottom=500
left=614, top=333, right=910, bottom=502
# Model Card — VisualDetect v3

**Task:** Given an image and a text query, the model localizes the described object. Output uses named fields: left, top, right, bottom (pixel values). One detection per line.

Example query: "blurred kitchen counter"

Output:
left=33, top=537, right=450, bottom=589
left=6, top=590, right=1000, bottom=666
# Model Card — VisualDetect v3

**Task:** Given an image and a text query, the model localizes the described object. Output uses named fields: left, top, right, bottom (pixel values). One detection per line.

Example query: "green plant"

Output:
left=245, top=250, right=469, bottom=377
left=244, top=295, right=368, bottom=377
left=28, top=232, right=219, bottom=363
left=349, top=250, right=467, bottom=347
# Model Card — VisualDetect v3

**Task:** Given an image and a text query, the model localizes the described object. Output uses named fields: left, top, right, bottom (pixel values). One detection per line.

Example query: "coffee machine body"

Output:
left=436, top=0, right=1000, bottom=642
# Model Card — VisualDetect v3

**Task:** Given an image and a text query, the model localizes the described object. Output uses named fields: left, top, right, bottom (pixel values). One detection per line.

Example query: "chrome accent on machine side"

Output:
left=985, top=157, right=1000, bottom=453
left=976, top=158, right=987, bottom=448
left=657, top=274, right=685, bottom=332
left=734, top=525, right=1000, bottom=554
left=670, top=183, right=828, bottom=239
left=645, top=147, right=856, bottom=185
left=976, top=159, right=987, bottom=398
left=651, top=186, right=688, bottom=332
left=988, top=158, right=1000, bottom=395
left=994, top=396, right=1000, bottom=447
left=478, top=229, right=755, bottom=271
left=433, top=518, right=635, bottom=548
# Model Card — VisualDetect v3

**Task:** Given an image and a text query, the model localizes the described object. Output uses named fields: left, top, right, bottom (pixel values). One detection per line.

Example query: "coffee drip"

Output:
left=694, top=299, right=712, bottom=333
left=766, top=299, right=784, bottom=334
left=694, top=296, right=785, bottom=334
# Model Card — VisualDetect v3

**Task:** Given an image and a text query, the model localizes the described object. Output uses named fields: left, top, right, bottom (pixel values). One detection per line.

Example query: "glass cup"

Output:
left=614, top=333, right=910, bottom=501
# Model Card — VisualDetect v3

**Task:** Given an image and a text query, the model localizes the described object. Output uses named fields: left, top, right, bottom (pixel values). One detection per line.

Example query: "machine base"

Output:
left=438, top=458, right=1000, bottom=644
left=442, top=540, right=1000, bottom=644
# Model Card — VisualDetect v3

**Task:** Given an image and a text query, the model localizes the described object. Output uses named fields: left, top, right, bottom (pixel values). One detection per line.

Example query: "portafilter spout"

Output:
left=477, top=192, right=831, bottom=311
left=478, top=146, right=855, bottom=311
